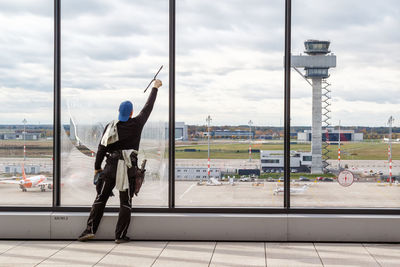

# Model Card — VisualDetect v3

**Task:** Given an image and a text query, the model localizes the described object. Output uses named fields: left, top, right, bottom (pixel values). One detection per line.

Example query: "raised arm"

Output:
left=135, top=79, right=162, bottom=126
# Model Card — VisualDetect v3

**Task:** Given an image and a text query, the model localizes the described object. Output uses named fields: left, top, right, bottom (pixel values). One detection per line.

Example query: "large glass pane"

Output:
left=291, top=0, right=400, bottom=207
left=176, top=0, right=285, bottom=207
left=61, top=0, right=169, bottom=206
left=0, top=1, right=53, bottom=206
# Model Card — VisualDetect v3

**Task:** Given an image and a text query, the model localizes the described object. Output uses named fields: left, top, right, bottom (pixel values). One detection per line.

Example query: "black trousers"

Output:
left=85, top=161, right=135, bottom=239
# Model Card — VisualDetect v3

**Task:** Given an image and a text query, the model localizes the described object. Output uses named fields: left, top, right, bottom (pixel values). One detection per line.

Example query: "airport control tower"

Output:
left=292, top=40, right=336, bottom=173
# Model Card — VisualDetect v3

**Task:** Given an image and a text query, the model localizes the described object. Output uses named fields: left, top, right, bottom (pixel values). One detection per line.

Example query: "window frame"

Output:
left=0, top=0, right=399, bottom=215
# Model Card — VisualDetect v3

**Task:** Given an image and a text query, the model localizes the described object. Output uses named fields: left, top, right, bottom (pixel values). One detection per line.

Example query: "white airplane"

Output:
left=273, top=185, right=309, bottom=195
left=0, top=165, right=52, bottom=192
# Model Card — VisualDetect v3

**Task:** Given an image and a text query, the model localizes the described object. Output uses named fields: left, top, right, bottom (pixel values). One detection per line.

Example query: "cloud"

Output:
left=0, top=0, right=399, bottom=127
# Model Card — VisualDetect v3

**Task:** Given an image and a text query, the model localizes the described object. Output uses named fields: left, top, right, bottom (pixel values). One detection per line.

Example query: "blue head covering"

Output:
left=118, top=101, right=133, bottom=122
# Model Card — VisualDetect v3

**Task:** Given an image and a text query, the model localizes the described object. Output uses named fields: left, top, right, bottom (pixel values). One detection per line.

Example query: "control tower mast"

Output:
left=292, top=40, right=337, bottom=174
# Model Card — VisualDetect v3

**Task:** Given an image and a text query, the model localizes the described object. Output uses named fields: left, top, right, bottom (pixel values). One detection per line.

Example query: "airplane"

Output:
left=0, top=165, right=52, bottom=192
left=273, top=184, right=309, bottom=195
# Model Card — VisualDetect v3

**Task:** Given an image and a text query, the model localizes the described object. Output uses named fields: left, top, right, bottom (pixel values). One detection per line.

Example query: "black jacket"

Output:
left=94, top=87, right=158, bottom=170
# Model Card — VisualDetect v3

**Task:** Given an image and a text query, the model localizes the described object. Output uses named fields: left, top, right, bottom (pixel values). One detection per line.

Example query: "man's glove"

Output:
left=93, top=169, right=102, bottom=185
left=154, top=79, right=162, bottom=89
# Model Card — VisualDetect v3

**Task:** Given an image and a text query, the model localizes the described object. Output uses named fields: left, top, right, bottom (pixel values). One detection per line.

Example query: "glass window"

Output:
left=176, top=0, right=285, bottom=207
left=0, top=1, right=53, bottom=206
left=61, top=0, right=169, bottom=207
left=291, top=0, right=400, bottom=208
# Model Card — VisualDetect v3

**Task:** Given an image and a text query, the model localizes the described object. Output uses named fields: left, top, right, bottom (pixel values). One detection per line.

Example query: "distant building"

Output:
left=0, top=132, right=40, bottom=140
left=212, top=130, right=254, bottom=139
left=297, top=129, right=363, bottom=142
left=3, top=165, right=41, bottom=175
left=260, top=150, right=312, bottom=173
left=175, top=167, right=221, bottom=180
left=165, top=122, right=188, bottom=141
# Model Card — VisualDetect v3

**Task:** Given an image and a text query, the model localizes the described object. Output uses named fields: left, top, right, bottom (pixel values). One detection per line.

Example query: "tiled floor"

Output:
left=0, top=240, right=398, bottom=266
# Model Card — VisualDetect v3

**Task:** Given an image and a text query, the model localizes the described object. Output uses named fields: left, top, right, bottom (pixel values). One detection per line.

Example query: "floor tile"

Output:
left=266, top=242, right=322, bottom=267
left=315, top=243, right=379, bottom=266
left=0, top=241, right=69, bottom=266
left=210, top=242, right=265, bottom=267
left=364, top=243, right=400, bottom=267
left=95, top=241, right=167, bottom=267
left=153, top=241, right=215, bottom=267
left=38, top=241, right=115, bottom=266
left=0, top=241, right=23, bottom=255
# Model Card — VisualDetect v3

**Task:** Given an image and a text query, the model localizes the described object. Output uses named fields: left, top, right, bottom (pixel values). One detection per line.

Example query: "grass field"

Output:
left=1, top=139, right=399, bottom=160
left=0, top=140, right=53, bottom=158
left=175, top=141, right=400, bottom=160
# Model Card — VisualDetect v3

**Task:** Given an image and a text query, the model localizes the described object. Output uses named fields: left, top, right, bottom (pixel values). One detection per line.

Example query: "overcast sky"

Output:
left=0, top=0, right=399, bottom=127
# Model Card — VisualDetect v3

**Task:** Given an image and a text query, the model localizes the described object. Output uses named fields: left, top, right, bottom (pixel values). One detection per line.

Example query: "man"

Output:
left=78, top=79, right=162, bottom=243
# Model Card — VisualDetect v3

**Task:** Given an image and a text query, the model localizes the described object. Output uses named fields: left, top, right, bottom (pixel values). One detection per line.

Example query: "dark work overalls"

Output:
left=83, top=87, right=158, bottom=239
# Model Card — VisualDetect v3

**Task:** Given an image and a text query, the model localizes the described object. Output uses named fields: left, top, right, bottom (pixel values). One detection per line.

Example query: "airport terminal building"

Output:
left=297, top=129, right=363, bottom=142
left=175, top=167, right=221, bottom=180
left=260, top=150, right=312, bottom=173
left=212, top=130, right=254, bottom=139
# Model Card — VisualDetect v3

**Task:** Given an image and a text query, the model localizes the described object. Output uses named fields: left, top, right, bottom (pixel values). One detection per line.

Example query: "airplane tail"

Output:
left=21, top=164, right=27, bottom=180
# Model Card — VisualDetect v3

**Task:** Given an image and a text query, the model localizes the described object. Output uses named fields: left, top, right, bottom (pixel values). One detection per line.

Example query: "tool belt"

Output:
left=105, top=150, right=146, bottom=196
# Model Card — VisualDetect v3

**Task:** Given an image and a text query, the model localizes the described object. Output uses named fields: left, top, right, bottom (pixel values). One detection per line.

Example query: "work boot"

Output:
left=78, top=230, right=95, bottom=242
left=115, top=236, right=130, bottom=244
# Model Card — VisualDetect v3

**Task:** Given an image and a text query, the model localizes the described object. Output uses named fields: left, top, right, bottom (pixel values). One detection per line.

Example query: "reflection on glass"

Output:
left=291, top=0, right=400, bottom=208
left=61, top=0, right=169, bottom=206
left=0, top=1, right=53, bottom=206
left=176, top=0, right=285, bottom=207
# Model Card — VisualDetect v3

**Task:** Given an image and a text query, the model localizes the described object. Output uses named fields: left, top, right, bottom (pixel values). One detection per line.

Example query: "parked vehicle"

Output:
left=299, top=177, right=310, bottom=181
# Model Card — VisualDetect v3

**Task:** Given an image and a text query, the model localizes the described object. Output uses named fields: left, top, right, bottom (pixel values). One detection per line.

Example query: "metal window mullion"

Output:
left=168, top=0, right=176, bottom=208
left=52, top=0, right=61, bottom=207
left=284, top=0, right=292, bottom=209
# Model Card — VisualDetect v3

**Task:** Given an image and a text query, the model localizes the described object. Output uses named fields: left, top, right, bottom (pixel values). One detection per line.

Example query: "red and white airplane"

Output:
left=0, top=165, right=52, bottom=192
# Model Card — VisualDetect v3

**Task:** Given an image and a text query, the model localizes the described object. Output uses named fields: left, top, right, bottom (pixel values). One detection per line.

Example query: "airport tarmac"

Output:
left=1, top=153, right=400, bottom=208
left=2, top=180, right=400, bottom=208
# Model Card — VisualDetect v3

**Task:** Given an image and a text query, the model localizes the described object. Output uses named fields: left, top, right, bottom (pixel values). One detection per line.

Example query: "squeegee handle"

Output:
left=144, top=65, right=163, bottom=93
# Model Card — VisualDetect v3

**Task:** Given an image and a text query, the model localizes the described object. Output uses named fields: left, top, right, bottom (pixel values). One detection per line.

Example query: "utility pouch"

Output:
left=134, top=159, right=147, bottom=196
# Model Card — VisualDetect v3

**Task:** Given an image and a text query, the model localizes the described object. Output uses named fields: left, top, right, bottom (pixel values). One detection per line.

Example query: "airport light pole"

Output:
left=388, top=116, right=394, bottom=185
left=22, top=118, right=27, bottom=161
left=206, top=115, right=212, bottom=180
left=248, top=120, right=253, bottom=162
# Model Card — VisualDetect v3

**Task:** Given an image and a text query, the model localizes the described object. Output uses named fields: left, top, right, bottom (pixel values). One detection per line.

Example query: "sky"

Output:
left=0, top=0, right=399, bottom=127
